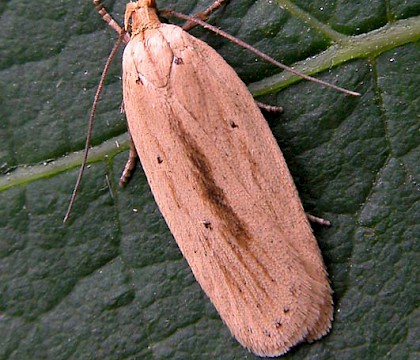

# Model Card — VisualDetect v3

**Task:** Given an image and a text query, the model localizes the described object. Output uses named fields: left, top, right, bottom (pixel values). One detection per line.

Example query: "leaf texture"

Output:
left=0, top=1, right=418, bottom=359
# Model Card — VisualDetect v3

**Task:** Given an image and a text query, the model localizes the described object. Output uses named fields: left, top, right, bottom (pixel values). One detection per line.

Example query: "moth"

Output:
left=69, top=0, right=340, bottom=356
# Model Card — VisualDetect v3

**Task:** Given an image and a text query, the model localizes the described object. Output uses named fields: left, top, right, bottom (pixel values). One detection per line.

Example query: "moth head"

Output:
left=125, top=0, right=159, bottom=34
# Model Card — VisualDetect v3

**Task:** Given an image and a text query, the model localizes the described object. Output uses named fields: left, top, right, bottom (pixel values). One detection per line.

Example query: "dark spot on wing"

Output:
left=202, top=220, right=212, bottom=229
left=174, top=57, right=184, bottom=65
left=263, top=329, right=271, bottom=337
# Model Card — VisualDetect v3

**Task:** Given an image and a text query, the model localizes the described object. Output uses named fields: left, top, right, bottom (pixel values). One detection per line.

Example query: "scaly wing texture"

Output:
left=122, top=23, right=332, bottom=357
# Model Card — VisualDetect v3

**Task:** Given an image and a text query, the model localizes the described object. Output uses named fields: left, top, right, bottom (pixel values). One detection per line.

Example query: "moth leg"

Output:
left=255, top=101, right=284, bottom=113
left=181, top=0, right=229, bottom=31
left=307, top=213, right=331, bottom=227
left=119, top=136, right=139, bottom=187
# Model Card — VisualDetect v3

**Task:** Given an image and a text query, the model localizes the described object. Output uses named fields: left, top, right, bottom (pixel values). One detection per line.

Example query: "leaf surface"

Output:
left=0, top=0, right=418, bottom=359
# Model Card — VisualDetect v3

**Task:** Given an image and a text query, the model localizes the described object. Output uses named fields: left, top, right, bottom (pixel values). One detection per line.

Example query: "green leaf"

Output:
left=0, top=0, right=418, bottom=359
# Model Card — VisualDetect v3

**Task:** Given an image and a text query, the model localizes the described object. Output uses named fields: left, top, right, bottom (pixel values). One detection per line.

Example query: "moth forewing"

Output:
left=122, top=1, right=333, bottom=356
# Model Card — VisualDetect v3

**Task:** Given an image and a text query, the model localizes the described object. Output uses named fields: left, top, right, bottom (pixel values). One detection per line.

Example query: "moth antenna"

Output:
left=63, top=31, right=125, bottom=223
left=182, top=0, right=229, bottom=31
left=256, top=101, right=284, bottom=113
left=162, top=9, right=361, bottom=97
left=93, top=0, right=131, bottom=43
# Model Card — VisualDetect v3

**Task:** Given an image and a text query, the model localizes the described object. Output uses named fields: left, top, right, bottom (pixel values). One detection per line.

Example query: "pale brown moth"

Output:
left=66, top=0, right=350, bottom=356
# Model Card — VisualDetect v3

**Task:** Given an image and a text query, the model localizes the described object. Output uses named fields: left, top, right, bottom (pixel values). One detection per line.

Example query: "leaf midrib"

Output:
left=0, top=16, right=419, bottom=191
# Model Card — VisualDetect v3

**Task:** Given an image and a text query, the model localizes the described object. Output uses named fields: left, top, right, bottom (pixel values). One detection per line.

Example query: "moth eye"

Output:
left=157, top=156, right=163, bottom=164
left=174, top=57, right=184, bottom=65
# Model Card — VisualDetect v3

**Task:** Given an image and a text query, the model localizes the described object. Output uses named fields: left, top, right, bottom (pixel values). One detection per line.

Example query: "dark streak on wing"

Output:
left=218, top=261, right=267, bottom=314
left=172, top=114, right=276, bottom=298
left=174, top=119, right=251, bottom=249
